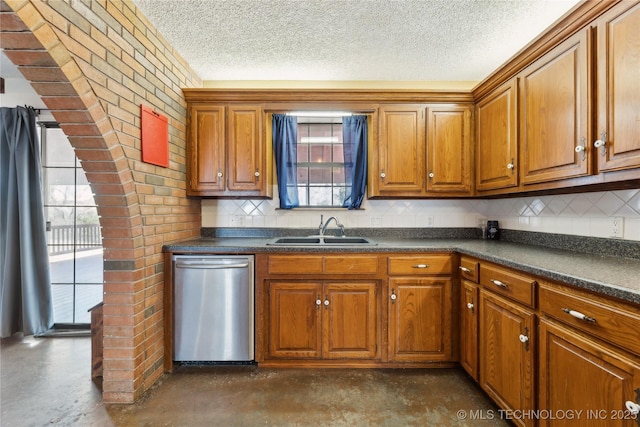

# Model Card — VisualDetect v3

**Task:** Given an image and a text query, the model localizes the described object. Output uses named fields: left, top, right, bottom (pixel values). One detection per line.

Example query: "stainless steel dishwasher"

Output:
left=172, top=255, right=254, bottom=362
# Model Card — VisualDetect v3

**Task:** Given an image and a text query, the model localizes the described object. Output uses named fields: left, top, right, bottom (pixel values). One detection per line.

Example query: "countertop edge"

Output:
left=163, top=238, right=640, bottom=305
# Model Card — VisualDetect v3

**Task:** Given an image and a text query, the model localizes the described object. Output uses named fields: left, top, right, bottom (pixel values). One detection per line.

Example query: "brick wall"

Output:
left=1, top=0, right=202, bottom=403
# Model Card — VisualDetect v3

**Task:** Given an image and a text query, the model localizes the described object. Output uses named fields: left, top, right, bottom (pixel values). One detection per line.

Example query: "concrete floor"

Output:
left=1, top=334, right=509, bottom=426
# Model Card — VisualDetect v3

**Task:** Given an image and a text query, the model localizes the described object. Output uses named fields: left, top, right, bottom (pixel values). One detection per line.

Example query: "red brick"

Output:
left=0, top=31, right=44, bottom=49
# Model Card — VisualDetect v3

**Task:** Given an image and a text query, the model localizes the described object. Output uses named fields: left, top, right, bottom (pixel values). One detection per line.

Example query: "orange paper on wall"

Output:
left=141, top=105, right=169, bottom=167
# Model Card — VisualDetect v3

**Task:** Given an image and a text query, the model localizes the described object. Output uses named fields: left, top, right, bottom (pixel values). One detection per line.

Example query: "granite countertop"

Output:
left=164, top=235, right=640, bottom=305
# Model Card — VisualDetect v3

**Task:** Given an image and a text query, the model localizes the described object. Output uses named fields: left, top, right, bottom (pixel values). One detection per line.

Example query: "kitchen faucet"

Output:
left=318, top=215, right=345, bottom=237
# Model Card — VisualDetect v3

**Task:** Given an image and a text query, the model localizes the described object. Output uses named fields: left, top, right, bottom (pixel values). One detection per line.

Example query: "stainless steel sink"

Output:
left=267, top=236, right=376, bottom=246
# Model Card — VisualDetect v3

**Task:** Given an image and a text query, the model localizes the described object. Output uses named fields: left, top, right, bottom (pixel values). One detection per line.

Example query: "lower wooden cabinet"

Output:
left=388, top=277, right=452, bottom=362
left=267, top=281, right=379, bottom=360
left=460, top=280, right=479, bottom=380
left=479, top=289, right=536, bottom=427
left=539, top=318, right=640, bottom=427
left=259, top=253, right=455, bottom=366
left=461, top=257, right=640, bottom=427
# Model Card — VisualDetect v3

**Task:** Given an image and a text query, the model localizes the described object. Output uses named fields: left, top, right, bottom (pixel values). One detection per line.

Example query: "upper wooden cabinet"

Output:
left=519, top=28, right=591, bottom=186
left=426, top=106, right=473, bottom=193
left=187, top=105, right=225, bottom=194
left=370, top=104, right=473, bottom=197
left=475, top=79, right=518, bottom=192
left=595, top=1, right=640, bottom=173
left=186, top=103, right=271, bottom=197
left=372, top=104, right=426, bottom=196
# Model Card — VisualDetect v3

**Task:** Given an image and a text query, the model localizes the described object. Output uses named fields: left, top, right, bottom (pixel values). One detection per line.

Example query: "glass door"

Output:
left=40, top=123, right=103, bottom=325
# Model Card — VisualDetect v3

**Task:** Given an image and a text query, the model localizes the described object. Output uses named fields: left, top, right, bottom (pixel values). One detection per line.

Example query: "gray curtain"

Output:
left=0, top=106, right=54, bottom=337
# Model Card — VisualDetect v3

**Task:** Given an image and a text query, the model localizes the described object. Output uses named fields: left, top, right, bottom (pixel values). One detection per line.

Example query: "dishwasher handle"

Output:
left=175, top=261, right=250, bottom=269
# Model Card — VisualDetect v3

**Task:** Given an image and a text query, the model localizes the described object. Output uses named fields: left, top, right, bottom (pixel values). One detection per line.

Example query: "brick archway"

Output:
left=1, top=0, right=201, bottom=403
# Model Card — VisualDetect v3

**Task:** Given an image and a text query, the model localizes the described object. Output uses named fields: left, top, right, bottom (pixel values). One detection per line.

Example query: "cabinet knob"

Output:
left=316, top=298, right=322, bottom=307
left=428, top=172, right=435, bottom=178
left=519, top=327, right=530, bottom=351
left=390, top=289, right=397, bottom=303
left=459, top=266, right=472, bottom=274
left=380, top=171, right=386, bottom=179
left=594, top=131, right=607, bottom=157
left=575, top=137, right=587, bottom=161
left=217, top=171, right=223, bottom=178
left=254, top=170, right=260, bottom=177
left=324, top=299, right=329, bottom=306
left=507, top=162, right=515, bottom=170
left=625, top=401, right=640, bottom=415
left=466, top=302, right=474, bottom=310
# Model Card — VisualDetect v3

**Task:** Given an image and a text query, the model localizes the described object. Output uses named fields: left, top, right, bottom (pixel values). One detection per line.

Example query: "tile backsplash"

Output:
left=202, top=188, right=640, bottom=241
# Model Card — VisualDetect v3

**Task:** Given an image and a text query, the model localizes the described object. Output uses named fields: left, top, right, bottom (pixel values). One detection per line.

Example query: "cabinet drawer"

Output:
left=268, top=255, right=324, bottom=274
left=268, top=255, right=378, bottom=275
left=324, top=256, right=379, bottom=274
left=479, top=263, right=536, bottom=307
left=539, top=281, right=640, bottom=355
left=459, top=257, right=479, bottom=283
left=388, top=255, right=452, bottom=275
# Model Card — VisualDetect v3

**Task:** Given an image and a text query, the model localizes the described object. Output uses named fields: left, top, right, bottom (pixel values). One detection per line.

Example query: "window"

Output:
left=41, top=122, right=103, bottom=325
left=296, top=117, right=347, bottom=207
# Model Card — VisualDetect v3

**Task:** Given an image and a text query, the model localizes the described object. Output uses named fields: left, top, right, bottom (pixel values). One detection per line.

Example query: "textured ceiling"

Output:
left=134, top=0, right=582, bottom=84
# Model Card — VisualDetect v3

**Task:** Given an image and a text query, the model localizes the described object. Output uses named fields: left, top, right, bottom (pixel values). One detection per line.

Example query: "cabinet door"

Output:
left=539, top=318, right=640, bottom=427
left=460, top=280, right=479, bottom=380
left=388, top=278, right=453, bottom=362
left=520, top=29, right=591, bottom=185
left=187, top=105, right=226, bottom=194
left=375, top=105, right=426, bottom=195
left=227, top=105, right=265, bottom=193
left=426, top=106, right=472, bottom=193
left=596, top=2, right=640, bottom=173
left=268, top=282, right=322, bottom=359
left=480, top=290, right=535, bottom=427
left=323, top=282, right=378, bottom=359
left=476, top=79, right=518, bottom=191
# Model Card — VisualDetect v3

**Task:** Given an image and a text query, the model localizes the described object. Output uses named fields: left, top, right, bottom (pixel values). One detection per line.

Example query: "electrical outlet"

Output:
left=426, top=216, right=434, bottom=227
left=610, top=217, right=624, bottom=238
left=231, top=215, right=245, bottom=227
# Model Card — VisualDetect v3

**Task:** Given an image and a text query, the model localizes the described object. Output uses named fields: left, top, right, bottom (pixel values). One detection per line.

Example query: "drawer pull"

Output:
left=413, top=264, right=429, bottom=269
left=459, top=266, right=472, bottom=274
left=490, top=279, right=508, bottom=288
left=562, top=308, right=596, bottom=323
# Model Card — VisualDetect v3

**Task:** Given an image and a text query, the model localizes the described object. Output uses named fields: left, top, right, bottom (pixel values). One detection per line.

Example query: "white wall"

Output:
left=202, top=188, right=640, bottom=241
